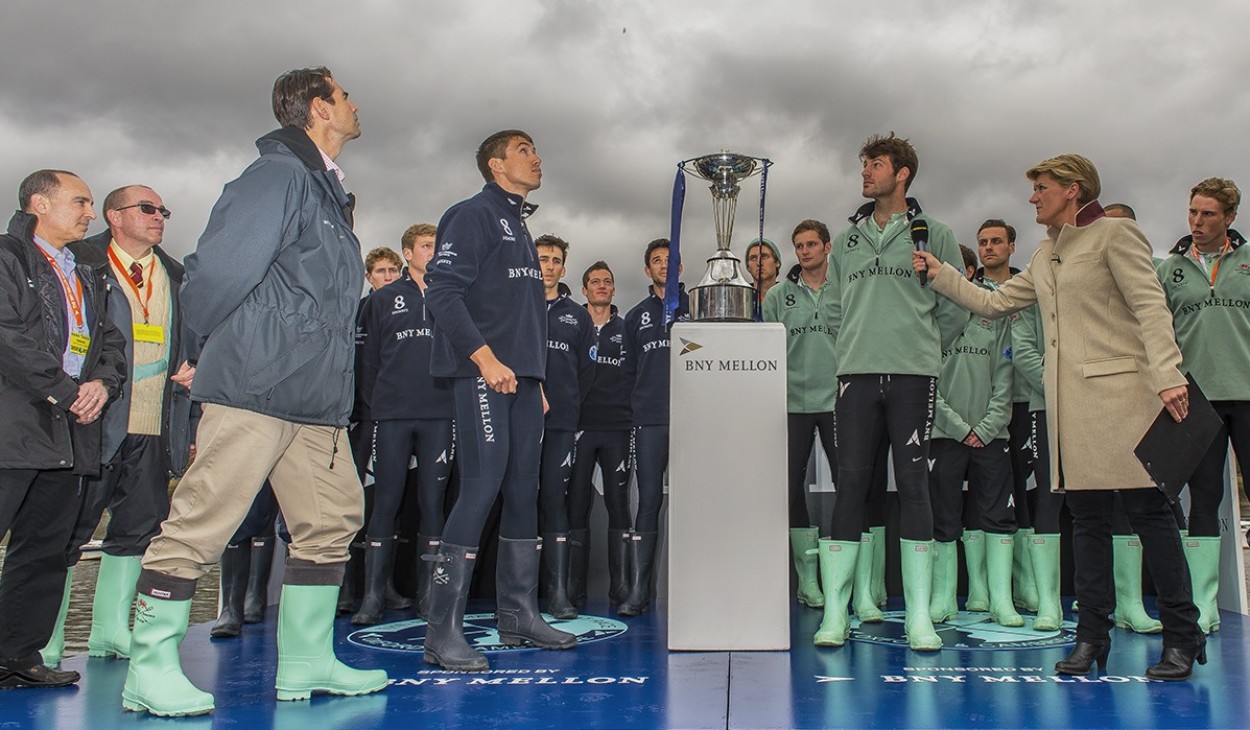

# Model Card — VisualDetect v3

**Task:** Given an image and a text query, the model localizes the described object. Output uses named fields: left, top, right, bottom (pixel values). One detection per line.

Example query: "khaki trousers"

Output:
left=142, top=403, right=363, bottom=581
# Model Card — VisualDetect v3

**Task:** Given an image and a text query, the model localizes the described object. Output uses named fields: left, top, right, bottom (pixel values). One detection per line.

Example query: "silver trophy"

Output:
left=682, top=152, right=767, bottom=321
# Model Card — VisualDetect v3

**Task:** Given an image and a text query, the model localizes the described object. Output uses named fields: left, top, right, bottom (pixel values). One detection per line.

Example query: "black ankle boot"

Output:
left=1055, top=641, right=1110, bottom=675
left=1146, top=644, right=1207, bottom=681
left=210, top=542, right=250, bottom=638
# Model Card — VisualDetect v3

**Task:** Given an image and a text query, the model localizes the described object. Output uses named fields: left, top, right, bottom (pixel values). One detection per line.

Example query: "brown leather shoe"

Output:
left=0, top=662, right=81, bottom=689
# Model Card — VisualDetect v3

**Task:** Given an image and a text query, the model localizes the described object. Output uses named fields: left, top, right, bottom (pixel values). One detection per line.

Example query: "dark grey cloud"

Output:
left=2, top=0, right=1249, bottom=301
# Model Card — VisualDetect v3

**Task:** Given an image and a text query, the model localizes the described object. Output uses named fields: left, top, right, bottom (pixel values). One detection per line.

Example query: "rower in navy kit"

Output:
left=533, top=234, right=595, bottom=619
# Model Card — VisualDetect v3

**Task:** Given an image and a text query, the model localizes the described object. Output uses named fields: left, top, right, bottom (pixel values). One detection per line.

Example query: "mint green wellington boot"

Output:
left=986, top=534, right=1025, bottom=627
left=961, top=530, right=989, bottom=612
left=928, top=540, right=959, bottom=624
left=1029, top=534, right=1063, bottom=631
left=275, top=584, right=389, bottom=701
left=1112, top=535, right=1162, bottom=634
left=1012, top=528, right=1038, bottom=612
left=789, top=527, right=824, bottom=608
left=853, top=532, right=883, bottom=621
left=900, top=540, right=940, bottom=655
left=39, top=569, right=74, bottom=667
left=88, top=554, right=142, bottom=658
left=813, top=540, right=859, bottom=647
left=870, top=525, right=888, bottom=608
left=900, top=540, right=942, bottom=651
left=122, top=594, right=214, bottom=716
left=1182, top=536, right=1221, bottom=634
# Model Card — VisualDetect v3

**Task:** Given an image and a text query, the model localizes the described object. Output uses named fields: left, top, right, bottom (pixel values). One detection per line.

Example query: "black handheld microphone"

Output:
left=911, top=219, right=930, bottom=287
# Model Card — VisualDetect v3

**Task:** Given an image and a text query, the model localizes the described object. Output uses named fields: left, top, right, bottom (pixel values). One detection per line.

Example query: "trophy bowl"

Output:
left=680, top=152, right=767, bottom=321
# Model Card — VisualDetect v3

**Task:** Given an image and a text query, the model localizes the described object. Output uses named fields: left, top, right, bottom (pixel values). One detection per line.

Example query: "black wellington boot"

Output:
left=352, top=536, right=399, bottom=626
left=607, top=529, right=631, bottom=607
left=617, top=532, right=658, bottom=617
left=541, top=534, right=578, bottom=619
left=243, top=535, right=275, bottom=623
left=210, top=542, right=250, bottom=638
left=496, top=537, right=577, bottom=650
left=423, top=543, right=489, bottom=672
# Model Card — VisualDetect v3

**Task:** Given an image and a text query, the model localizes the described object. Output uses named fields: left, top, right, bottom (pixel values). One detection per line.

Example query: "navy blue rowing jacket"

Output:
left=359, top=271, right=452, bottom=420
left=579, top=307, right=630, bottom=430
left=543, top=285, right=595, bottom=432
left=425, top=183, right=546, bottom=380
left=623, top=285, right=689, bottom=427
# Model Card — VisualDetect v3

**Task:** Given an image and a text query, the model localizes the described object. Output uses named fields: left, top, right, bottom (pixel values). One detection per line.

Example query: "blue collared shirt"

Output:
left=33, top=235, right=91, bottom=378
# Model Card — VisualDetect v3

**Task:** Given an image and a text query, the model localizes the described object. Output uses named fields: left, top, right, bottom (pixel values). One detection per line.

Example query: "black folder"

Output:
left=1134, top=373, right=1222, bottom=501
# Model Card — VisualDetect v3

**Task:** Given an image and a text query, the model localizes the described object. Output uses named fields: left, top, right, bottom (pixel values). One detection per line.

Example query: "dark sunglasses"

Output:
left=115, top=203, right=172, bottom=219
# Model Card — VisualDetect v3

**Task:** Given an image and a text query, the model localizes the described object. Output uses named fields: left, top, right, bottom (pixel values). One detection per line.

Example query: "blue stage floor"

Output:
left=1, top=599, right=1247, bottom=729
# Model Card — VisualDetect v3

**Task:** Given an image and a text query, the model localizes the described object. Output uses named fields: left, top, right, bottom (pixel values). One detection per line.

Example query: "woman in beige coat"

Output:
left=914, top=154, right=1204, bottom=680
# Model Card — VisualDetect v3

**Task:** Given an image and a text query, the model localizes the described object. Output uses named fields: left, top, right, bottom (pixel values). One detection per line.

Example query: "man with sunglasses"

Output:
left=38, top=187, right=194, bottom=671
left=124, top=67, right=387, bottom=716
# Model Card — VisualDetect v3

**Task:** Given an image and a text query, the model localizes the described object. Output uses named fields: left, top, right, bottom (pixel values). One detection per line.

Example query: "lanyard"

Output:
left=108, top=247, right=156, bottom=322
left=37, top=246, right=85, bottom=327
left=1190, top=238, right=1231, bottom=291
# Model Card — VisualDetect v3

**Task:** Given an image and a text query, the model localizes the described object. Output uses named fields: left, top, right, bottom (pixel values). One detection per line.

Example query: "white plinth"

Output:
left=667, top=322, right=789, bottom=651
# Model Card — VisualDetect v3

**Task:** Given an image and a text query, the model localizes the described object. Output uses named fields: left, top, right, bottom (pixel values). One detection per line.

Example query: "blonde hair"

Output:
left=1190, top=177, right=1240, bottom=216
left=1026, top=154, right=1101, bottom=206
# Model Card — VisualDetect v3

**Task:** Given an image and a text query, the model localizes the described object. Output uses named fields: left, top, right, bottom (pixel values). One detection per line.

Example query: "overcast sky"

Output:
left=3, top=0, right=1247, bottom=302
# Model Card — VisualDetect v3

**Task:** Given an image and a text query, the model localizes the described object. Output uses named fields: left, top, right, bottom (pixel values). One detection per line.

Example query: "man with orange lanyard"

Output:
left=38, top=185, right=195, bottom=669
left=0, top=169, right=125, bottom=688
left=1158, top=177, right=1249, bottom=635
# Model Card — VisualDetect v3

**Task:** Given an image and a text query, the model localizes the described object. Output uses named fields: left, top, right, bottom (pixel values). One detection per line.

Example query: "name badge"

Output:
left=134, top=323, right=165, bottom=344
left=69, top=332, right=91, bottom=355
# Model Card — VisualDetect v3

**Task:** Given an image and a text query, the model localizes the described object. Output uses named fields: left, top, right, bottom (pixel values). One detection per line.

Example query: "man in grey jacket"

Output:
left=123, top=67, right=387, bottom=717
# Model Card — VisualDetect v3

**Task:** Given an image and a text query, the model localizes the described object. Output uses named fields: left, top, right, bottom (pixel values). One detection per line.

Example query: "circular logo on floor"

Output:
left=347, top=614, right=628, bottom=654
left=849, top=611, right=1077, bottom=650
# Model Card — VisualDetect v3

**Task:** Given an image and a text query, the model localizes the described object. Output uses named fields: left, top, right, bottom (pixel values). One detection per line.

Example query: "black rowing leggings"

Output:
left=442, top=377, right=542, bottom=546
left=368, top=417, right=454, bottom=537
left=568, top=428, right=632, bottom=532
left=538, top=429, right=577, bottom=533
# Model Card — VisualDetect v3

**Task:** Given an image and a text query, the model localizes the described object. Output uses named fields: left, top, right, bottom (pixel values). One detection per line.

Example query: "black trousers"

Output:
left=787, top=411, right=836, bottom=529
left=831, top=374, right=936, bottom=542
left=370, top=418, right=454, bottom=537
left=65, top=434, right=170, bottom=565
left=538, top=429, right=577, bottom=532
left=568, top=428, right=631, bottom=532
left=1007, top=402, right=1034, bottom=529
left=1187, top=399, right=1250, bottom=537
left=1066, top=488, right=1201, bottom=649
left=928, top=438, right=1016, bottom=542
left=0, top=468, right=81, bottom=666
left=632, top=425, right=669, bottom=534
left=443, top=377, right=542, bottom=546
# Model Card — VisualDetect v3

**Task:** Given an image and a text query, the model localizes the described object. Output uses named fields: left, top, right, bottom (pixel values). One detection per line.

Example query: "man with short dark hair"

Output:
left=764, top=219, right=838, bottom=614
left=620, top=238, right=690, bottom=616
left=422, top=129, right=576, bottom=672
left=532, top=234, right=594, bottom=619
left=124, top=66, right=387, bottom=716
left=39, top=185, right=193, bottom=669
left=352, top=222, right=453, bottom=625
left=567, top=261, right=632, bottom=607
left=0, top=169, right=125, bottom=688
left=817, top=132, right=966, bottom=652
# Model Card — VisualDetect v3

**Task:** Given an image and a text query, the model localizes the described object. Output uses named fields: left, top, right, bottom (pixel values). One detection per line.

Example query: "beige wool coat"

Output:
left=929, top=206, right=1185, bottom=491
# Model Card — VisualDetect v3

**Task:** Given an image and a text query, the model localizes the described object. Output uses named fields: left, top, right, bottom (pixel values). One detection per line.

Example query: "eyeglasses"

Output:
left=115, top=203, right=172, bottom=219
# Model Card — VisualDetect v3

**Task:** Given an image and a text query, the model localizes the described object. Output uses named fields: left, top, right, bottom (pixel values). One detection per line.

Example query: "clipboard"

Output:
left=1134, top=373, right=1222, bottom=502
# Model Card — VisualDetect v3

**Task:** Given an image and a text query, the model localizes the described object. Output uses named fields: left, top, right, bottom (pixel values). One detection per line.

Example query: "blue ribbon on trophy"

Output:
left=667, top=153, right=772, bottom=325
